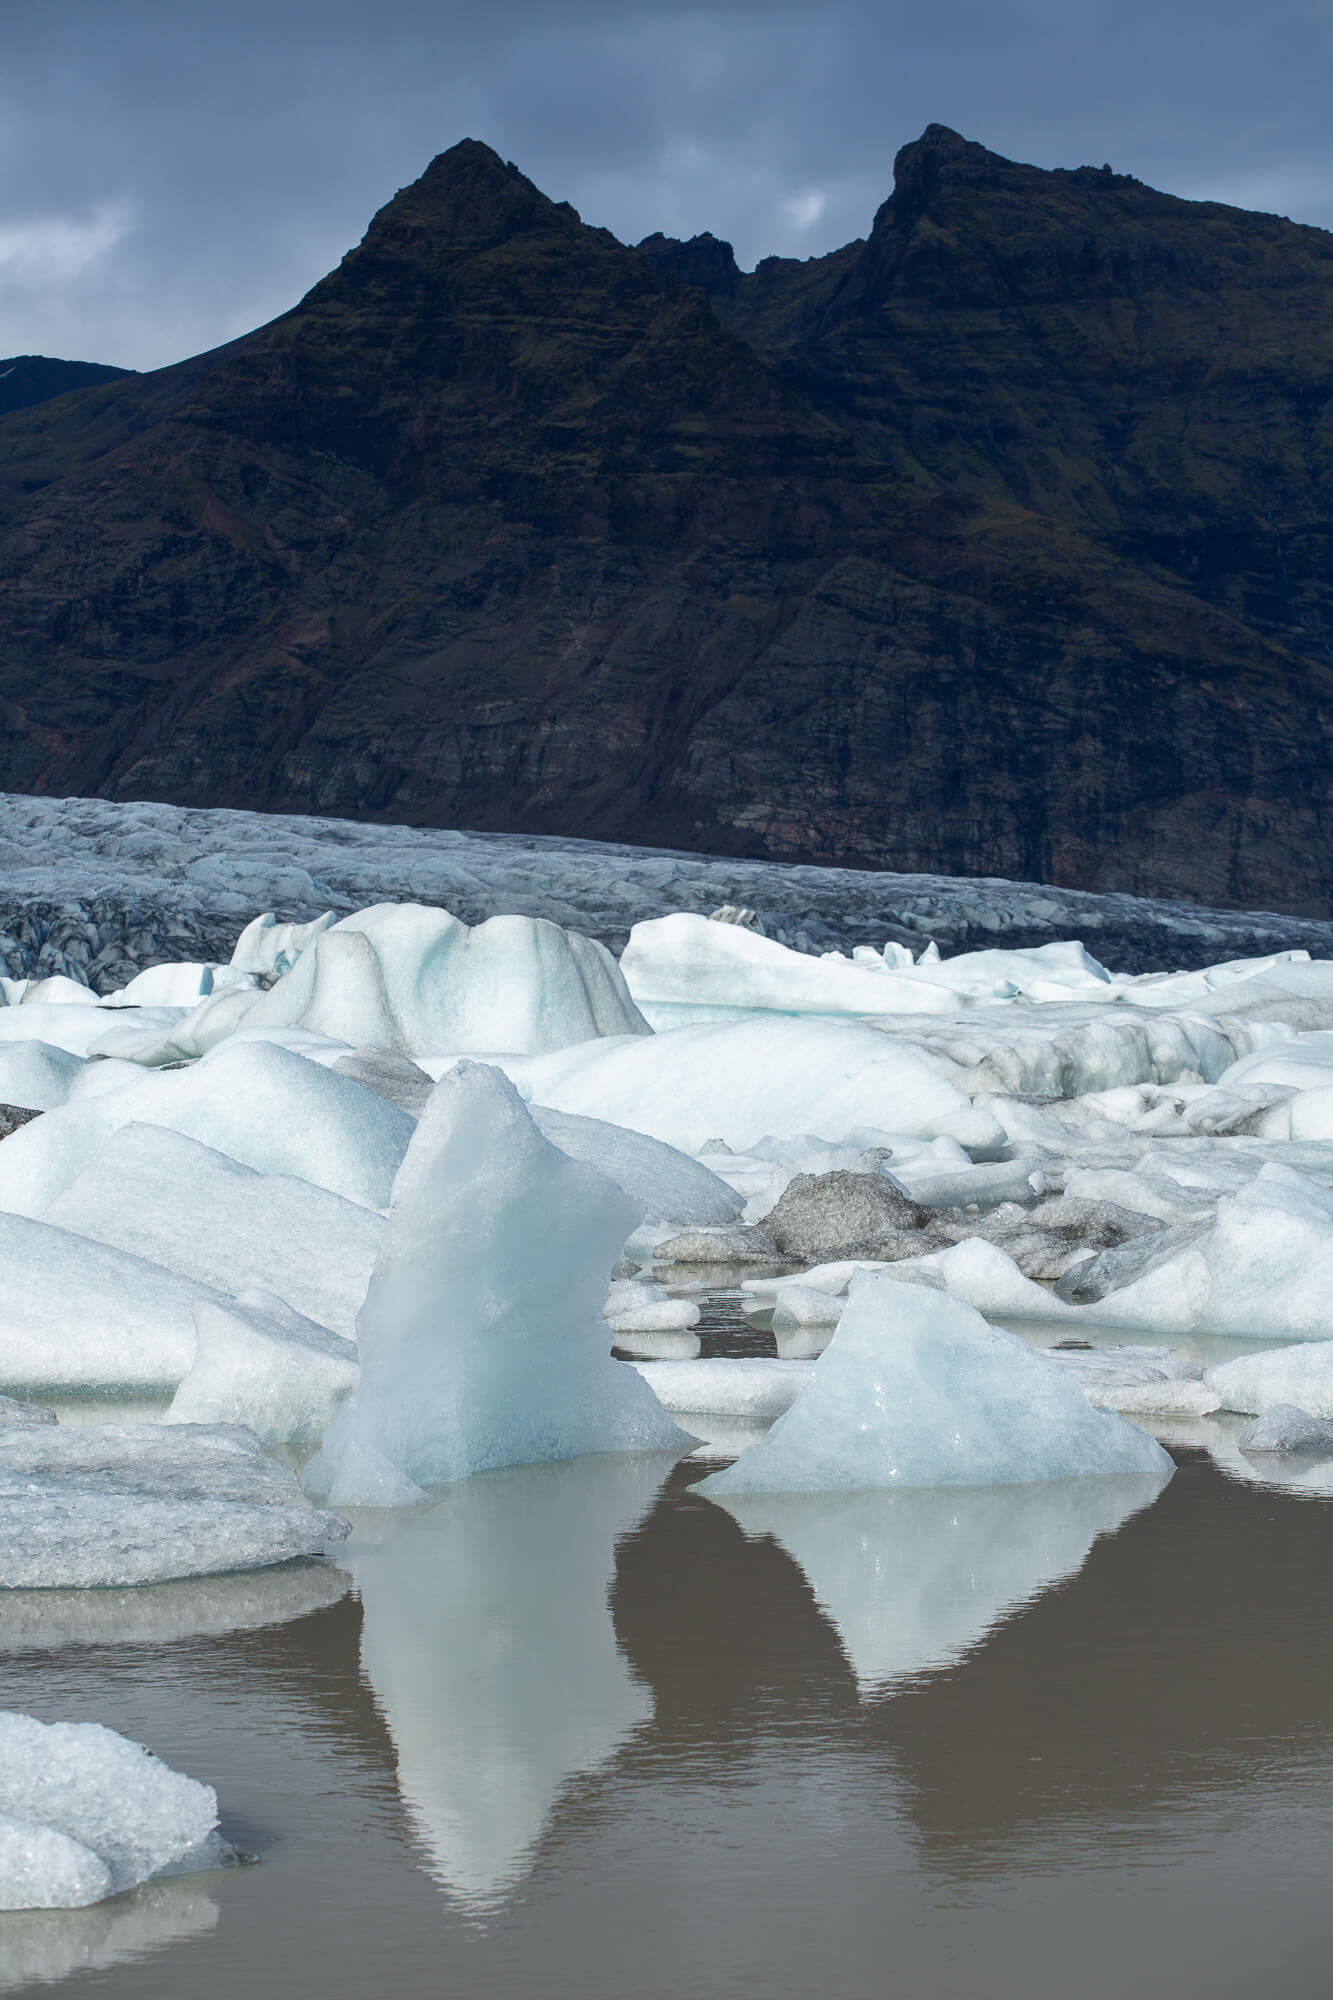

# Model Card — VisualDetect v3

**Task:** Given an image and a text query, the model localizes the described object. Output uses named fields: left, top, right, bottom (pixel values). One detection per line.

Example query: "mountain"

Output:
left=1, top=129, right=1332, bottom=914
left=0, top=355, right=134, bottom=417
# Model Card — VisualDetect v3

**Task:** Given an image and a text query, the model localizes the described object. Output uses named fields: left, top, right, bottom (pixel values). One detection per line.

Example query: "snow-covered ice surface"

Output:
left=0, top=1711, right=221, bottom=1909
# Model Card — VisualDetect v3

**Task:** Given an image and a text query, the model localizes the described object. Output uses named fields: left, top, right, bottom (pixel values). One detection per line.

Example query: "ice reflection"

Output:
left=0, top=1877, right=218, bottom=1992
left=0, top=1560, right=349, bottom=1652
left=708, top=1473, right=1170, bottom=1693
left=347, top=1452, right=677, bottom=1908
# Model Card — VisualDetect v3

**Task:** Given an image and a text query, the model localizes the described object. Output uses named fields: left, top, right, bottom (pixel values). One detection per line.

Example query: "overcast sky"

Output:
left=2, top=0, right=1330, bottom=372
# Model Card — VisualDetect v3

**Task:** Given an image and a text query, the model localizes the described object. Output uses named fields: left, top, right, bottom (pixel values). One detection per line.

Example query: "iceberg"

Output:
left=0, top=1422, right=350, bottom=1587
left=0, top=1210, right=220, bottom=1393
left=307, top=1062, right=688, bottom=1504
left=506, top=1016, right=1004, bottom=1154
left=165, top=1294, right=360, bottom=1442
left=1237, top=1404, right=1333, bottom=1454
left=699, top=1276, right=1173, bottom=1495
left=619, top=912, right=964, bottom=1024
left=44, top=1122, right=384, bottom=1337
left=708, top=1474, right=1168, bottom=1691
left=530, top=1104, right=744, bottom=1226
left=348, top=1453, right=669, bottom=1906
left=244, top=902, right=649, bottom=1055
left=631, top=1358, right=816, bottom=1424
left=1206, top=1340, right=1333, bottom=1419
left=0, top=1712, right=220, bottom=1909
left=0, top=1038, right=414, bottom=1217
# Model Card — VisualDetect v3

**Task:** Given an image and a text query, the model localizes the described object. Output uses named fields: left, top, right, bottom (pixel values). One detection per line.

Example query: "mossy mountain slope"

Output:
left=2, top=132, right=1333, bottom=912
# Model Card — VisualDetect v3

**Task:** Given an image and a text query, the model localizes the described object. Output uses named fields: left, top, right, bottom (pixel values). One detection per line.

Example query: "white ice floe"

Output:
left=0, top=1210, right=219, bottom=1393
left=44, top=1122, right=383, bottom=1337
left=0, top=1041, right=143, bottom=1111
left=0, top=1423, right=349, bottom=1587
left=308, top=1063, right=688, bottom=1504
left=0, top=1712, right=220, bottom=1909
left=498, top=1016, right=1004, bottom=1155
left=1206, top=1340, right=1333, bottom=1419
left=166, top=1294, right=360, bottom=1443
left=603, top=1279, right=701, bottom=1334
left=698, top=1276, right=1172, bottom=1494
left=531, top=1104, right=743, bottom=1226
left=0, top=1039, right=413, bottom=1217
left=631, top=1358, right=816, bottom=1424
left=1236, top=1404, right=1333, bottom=1453
left=244, top=903, right=648, bottom=1056
left=620, top=912, right=965, bottom=1024
left=708, top=1473, right=1169, bottom=1691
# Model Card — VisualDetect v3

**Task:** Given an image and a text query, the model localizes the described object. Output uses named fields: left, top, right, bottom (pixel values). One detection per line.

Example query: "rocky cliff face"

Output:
left=1, top=130, right=1332, bottom=913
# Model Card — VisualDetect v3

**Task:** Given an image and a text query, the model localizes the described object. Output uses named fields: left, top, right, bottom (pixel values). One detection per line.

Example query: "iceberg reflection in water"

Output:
left=0, top=1559, right=349, bottom=1653
left=346, top=1452, right=679, bottom=1908
left=707, top=1471, right=1171, bottom=1693
left=0, top=1877, right=219, bottom=1993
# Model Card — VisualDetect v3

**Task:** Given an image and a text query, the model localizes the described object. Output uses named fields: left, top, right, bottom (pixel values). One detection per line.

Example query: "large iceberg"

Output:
left=44, top=1123, right=383, bottom=1338
left=699, top=1276, right=1172, bottom=1495
left=0, top=1039, right=413, bottom=1218
left=501, top=1016, right=1004, bottom=1154
left=0, top=1423, right=350, bottom=1587
left=0, top=1712, right=221, bottom=1909
left=0, top=1210, right=219, bottom=1393
left=244, top=902, right=649, bottom=1055
left=307, top=1062, right=688, bottom=1504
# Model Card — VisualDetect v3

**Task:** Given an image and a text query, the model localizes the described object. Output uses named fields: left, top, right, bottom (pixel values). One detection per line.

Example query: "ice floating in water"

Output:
left=0, top=1039, right=413, bottom=1219
left=244, top=902, right=649, bottom=1056
left=709, top=1473, right=1168, bottom=1692
left=0, top=1209, right=219, bottom=1393
left=308, top=1062, right=689, bottom=1505
left=348, top=1452, right=669, bottom=1906
left=44, top=1122, right=384, bottom=1338
left=166, top=1294, right=360, bottom=1443
left=530, top=1104, right=743, bottom=1225
left=632, top=1358, right=816, bottom=1424
left=699, top=1276, right=1173, bottom=1495
left=0, top=1423, right=350, bottom=1587
left=505, top=1016, right=1005, bottom=1154
left=1206, top=1339, right=1333, bottom=1419
left=1237, top=1404, right=1333, bottom=1454
left=0, top=1711, right=221, bottom=1909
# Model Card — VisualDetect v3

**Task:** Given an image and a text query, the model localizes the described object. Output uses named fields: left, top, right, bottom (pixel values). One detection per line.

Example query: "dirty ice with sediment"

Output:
left=10, top=797, right=1333, bottom=1909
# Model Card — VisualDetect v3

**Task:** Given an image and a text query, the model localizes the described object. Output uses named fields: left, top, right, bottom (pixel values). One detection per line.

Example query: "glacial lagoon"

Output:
left=3, top=1426, right=1332, bottom=1999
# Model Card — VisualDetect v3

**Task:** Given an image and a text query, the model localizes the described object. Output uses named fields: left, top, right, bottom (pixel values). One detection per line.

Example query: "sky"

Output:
left=2, top=0, right=1331, bottom=372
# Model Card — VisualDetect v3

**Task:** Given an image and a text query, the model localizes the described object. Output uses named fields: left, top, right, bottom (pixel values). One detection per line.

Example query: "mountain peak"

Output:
left=354, top=138, right=583, bottom=266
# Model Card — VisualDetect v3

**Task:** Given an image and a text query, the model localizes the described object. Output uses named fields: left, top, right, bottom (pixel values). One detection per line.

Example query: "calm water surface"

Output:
left=2, top=1435, right=1332, bottom=1998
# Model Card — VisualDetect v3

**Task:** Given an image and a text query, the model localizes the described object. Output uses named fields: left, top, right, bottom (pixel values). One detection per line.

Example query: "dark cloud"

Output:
left=2, top=0, right=1330, bottom=369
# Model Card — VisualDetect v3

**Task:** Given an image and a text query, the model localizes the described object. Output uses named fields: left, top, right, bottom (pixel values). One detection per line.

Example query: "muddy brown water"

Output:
left=1, top=1438, right=1332, bottom=1999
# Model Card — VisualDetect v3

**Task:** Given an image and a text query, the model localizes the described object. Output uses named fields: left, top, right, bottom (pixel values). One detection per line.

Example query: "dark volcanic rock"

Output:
left=0, top=354, right=133, bottom=417
left=3, top=132, right=1333, bottom=911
